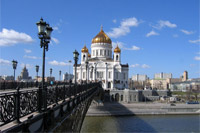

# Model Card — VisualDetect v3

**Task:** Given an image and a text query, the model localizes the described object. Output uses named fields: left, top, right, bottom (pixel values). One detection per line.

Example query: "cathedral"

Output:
left=74, top=27, right=129, bottom=90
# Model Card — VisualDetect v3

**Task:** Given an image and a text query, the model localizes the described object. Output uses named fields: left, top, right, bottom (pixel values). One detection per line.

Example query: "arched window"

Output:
left=83, top=55, right=85, bottom=61
left=116, top=55, right=119, bottom=61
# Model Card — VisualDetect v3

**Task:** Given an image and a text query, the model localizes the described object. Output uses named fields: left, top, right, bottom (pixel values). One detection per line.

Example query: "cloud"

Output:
left=48, top=60, right=71, bottom=66
left=130, top=64, right=140, bottom=68
left=53, top=26, right=59, bottom=31
left=113, top=41, right=141, bottom=51
left=190, top=64, right=196, bottom=67
left=146, top=30, right=159, bottom=37
left=173, top=34, right=179, bottom=38
left=24, top=49, right=32, bottom=53
left=152, top=20, right=177, bottom=29
left=107, top=17, right=140, bottom=38
left=0, top=28, right=34, bottom=46
left=141, top=64, right=150, bottom=68
left=124, top=45, right=141, bottom=50
left=113, top=19, right=117, bottom=23
left=0, top=58, right=11, bottom=65
left=180, top=29, right=194, bottom=35
left=51, top=37, right=59, bottom=44
left=196, top=52, right=200, bottom=55
left=194, top=56, right=200, bottom=61
left=52, top=19, right=63, bottom=33
left=130, top=64, right=150, bottom=68
left=23, top=55, right=40, bottom=60
left=20, top=63, right=32, bottom=69
left=189, top=39, right=200, bottom=45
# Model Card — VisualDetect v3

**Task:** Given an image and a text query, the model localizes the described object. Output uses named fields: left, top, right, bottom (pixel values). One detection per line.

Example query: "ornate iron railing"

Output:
left=0, top=82, right=100, bottom=126
left=0, top=81, right=70, bottom=90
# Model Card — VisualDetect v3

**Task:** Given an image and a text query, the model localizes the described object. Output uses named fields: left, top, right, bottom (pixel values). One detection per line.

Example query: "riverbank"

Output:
left=86, top=102, right=200, bottom=116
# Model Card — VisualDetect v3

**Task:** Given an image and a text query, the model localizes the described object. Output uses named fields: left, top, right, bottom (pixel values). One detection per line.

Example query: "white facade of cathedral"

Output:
left=73, top=27, right=129, bottom=90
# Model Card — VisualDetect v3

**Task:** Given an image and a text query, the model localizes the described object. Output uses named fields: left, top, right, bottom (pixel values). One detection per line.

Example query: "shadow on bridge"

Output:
left=81, top=91, right=157, bottom=133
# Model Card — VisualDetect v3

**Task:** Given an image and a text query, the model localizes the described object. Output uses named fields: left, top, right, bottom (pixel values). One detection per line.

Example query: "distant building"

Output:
left=37, top=77, right=55, bottom=82
left=182, top=71, right=188, bottom=81
left=17, top=66, right=32, bottom=81
left=63, top=72, right=74, bottom=81
left=169, top=78, right=200, bottom=91
left=154, top=72, right=172, bottom=79
left=150, top=79, right=169, bottom=90
left=109, top=89, right=171, bottom=103
left=132, top=74, right=148, bottom=82
left=1, top=75, right=14, bottom=81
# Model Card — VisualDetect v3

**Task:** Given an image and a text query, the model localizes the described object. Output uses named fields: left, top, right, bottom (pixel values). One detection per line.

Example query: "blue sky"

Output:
left=0, top=0, right=199, bottom=80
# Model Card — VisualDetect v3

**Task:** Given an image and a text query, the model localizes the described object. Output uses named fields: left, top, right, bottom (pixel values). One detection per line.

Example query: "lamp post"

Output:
left=68, top=60, right=72, bottom=81
left=12, top=60, right=18, bottom=81
left=85, top=61, right=88, bottom=83
left=50, top=68, right=52, bottom=78
left=35, top=65, right=39, bottom=81
left=73, top=50, right=79, bottom=85
left=91, top=66, right=94, bottom=82
left=36, top=18, right=53, bottom=111
left=59, top=70, right=61, bottom=81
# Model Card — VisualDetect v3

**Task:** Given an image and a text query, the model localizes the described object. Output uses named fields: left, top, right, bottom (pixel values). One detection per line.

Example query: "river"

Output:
left=81, top=115, right=200, bottom=132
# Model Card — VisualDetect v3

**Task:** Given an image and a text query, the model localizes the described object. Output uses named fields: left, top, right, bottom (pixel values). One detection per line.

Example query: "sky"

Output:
left=0, top=0, right=199, bottom=80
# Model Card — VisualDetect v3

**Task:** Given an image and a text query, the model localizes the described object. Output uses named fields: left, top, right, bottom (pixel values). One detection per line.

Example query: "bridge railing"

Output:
left=0, top=82, right=100, bottom=126
left=0, top=81, right=70, bottom=90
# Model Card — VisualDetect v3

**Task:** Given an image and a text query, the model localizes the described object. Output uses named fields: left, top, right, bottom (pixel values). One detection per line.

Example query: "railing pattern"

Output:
left=0, top=81, right=70, bottom=90
left=0, top=83, right=100, bottom=126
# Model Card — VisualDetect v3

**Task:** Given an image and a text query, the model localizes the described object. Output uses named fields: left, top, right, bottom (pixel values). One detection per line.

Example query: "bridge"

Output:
left=0, top=82, right=101, bottom=132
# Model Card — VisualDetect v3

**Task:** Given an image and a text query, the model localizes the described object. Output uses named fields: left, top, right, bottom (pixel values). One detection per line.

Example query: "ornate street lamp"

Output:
left=85, top=61, right=88, bottom=83
left=73, top=50, right=79, bottom=85
left=50, top=68, right=52, bottom=77
left=59, top=70, right=61, bottom=81
left=35, top=65, right=39, bottom=81
left=68, top=60, right=72, bottom=81
left=12, top=60, right=18, bottom=81
left=91, top=66, right=94, bottom=82
left=36, top=18, right=53, bottom=111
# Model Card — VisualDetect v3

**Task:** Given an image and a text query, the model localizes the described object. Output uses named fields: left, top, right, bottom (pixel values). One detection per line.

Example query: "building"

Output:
left=63, top=72, right=74, bottom=81
left=109, top=89, right=171, bottom=103
left=37, top=77, right=55, bottom=82
left=182, top=71, right=188, bottom=81
left=130, top=74, right=150, bottom=89
left=132, top=74, right=148, bottom=82
left=17, top=66, right=32, bottom=81
left=150, top=79, right=169, bottom=90
left=169, top=78, right=200, bottom=91
left=74, top=26, right=129, bottom=90
left=0, top=75, right=14, bottom=81
left=154, top=72, right=172, bottom=79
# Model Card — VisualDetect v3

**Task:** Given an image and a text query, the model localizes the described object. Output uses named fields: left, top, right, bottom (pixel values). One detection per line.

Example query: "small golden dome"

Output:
left=88, top=53, right=91, bottom=57
left=92, top=26, right=112, bottom=44
left=114, top=45, right=121, bottom=53
left=81, top=45, right=88, bottom=53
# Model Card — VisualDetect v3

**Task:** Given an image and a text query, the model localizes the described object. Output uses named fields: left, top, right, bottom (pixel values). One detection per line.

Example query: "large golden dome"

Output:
left=81, top=45, right=88, bottom=53
left=92, top=26, right=112, bottom=44
left=114, top=45, right=121, bottom=53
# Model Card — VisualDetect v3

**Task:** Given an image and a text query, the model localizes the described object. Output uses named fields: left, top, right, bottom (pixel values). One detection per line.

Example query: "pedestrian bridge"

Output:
left=0, top=82, right=101, bottom=132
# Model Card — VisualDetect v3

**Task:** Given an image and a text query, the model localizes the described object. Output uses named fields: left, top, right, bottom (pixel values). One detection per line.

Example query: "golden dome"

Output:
left=114, top=45, right=121, bottom=53
left=92, top=26, right=112, bottom=44
left=88, top=53, right=91, bottom=57
left=81, top=45, right=88, bottom=53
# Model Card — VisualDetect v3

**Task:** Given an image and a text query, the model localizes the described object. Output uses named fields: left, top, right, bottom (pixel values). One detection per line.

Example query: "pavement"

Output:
left=86, top=102, right=200, bottom=116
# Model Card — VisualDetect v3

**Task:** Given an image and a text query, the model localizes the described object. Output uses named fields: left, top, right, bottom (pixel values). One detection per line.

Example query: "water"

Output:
left=81, top=115, right=200, bottom=132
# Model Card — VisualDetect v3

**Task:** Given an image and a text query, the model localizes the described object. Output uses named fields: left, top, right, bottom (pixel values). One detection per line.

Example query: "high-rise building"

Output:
left=182, top=71, right=188, bottom=81
left=154, top=72, right=172, bottom=79
left=132, top=74, right=148, bottom=82
left=17, top=66, right=32, bottom=81
left=63, top=72, right=74, bottom=81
